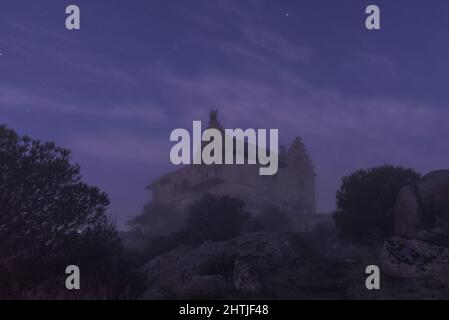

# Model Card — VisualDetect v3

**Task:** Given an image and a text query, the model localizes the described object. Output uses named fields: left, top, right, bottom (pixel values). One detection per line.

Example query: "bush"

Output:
left=333, top=165, right=420, bottom=244
left=128, top=202, right=184, bottom=238
left=253, top=205, right=292, bottom=232
left=182, top=193, right=251, bottom=244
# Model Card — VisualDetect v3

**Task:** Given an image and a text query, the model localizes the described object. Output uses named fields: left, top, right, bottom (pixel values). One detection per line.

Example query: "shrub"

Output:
left=128, top=202, right=184, bottom=237
left=333, top=165, right=420, bottom=244
left=182, top=193, right=251, bottom=244
left=253, top=205, right=292, bottom=232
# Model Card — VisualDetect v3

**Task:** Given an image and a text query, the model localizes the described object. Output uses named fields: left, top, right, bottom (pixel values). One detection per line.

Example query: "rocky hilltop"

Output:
left=138, top=232, right=302, bottom=299
left=131, top=170, right=449, bottom=299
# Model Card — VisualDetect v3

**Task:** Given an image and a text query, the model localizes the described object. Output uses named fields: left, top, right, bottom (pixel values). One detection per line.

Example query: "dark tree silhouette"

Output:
left=128, top=202, right=184, bottom=237
left=0, top=125, right=120, bottom=294
left=254, top=205, right=292, bottom=232
left=333, top=165, right=421, bottom=244
left=183, top=193, right=251, bottom=243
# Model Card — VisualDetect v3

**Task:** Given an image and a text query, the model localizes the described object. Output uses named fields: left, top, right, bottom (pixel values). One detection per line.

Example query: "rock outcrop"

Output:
left=137, top=232, right=300, bottom=299
left=380, top=236, right=449, bottom=279
left=394, top=170, right=449, bottom=240
left=381, top=170, right=449, bottom=282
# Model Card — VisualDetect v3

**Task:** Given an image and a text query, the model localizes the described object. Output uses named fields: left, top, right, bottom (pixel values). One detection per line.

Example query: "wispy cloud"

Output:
left=0, top=85, right=167, bottom=124
left=67, top=131, right=169, bottom=165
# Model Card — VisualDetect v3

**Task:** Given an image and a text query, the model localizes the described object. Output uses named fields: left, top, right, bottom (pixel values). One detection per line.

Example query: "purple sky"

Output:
left=1, top=0, right=449, bottom=228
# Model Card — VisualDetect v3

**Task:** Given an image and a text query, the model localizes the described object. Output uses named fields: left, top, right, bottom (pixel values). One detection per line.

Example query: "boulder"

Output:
left=137, top=232, right=299, bottom=299
left=416, top=170, right=449, bottom=216
left=394, top=170, right=449, bottom=243
left=382, top=170, right=449, bottom=283
left=394, top=185, right=422, bottom=238
left=380, top=236, right=449, bottom=280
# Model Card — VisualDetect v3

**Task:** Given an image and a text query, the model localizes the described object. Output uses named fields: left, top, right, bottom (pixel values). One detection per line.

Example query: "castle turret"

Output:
left=287, top=137, right=315, bottom=175
left=284, top=137, right=316, bottom=214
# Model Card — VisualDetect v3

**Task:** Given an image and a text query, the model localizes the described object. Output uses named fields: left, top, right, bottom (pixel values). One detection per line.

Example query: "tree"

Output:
left=254, top=205, right=292, bottom=232
left=0, top=125, right=120, bottom=293
left=183, top=193, right=251, bottom=244
left=333, top=165, right=420, bottom=244
left=128, top=202, right=183, bottom=237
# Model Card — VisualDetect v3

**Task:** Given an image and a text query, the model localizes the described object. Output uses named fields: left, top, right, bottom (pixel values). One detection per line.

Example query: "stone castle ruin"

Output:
left=149, top=111, right=316, bottom=215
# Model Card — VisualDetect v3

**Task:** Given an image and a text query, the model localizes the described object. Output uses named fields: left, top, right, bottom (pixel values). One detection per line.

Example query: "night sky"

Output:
left=1, top=0, right=449, bottom=228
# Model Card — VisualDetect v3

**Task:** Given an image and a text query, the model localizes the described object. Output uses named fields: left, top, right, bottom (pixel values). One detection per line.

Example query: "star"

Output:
left=285, top=12, right=289, bottom=17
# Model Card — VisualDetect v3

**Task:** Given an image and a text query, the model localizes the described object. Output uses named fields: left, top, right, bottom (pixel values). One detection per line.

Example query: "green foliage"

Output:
left=0, top=125, right=120, bottom=295
left=333, top=165, right=421, bottom=244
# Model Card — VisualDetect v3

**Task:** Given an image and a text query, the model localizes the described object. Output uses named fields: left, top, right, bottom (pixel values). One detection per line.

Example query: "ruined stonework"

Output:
left=149, top=112, right=316, bottom=215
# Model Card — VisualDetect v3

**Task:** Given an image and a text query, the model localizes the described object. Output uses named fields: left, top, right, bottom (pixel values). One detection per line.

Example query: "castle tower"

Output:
left=285, top=137, right=316, bottom=214
left=288, top=137, right=314, bottom=173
